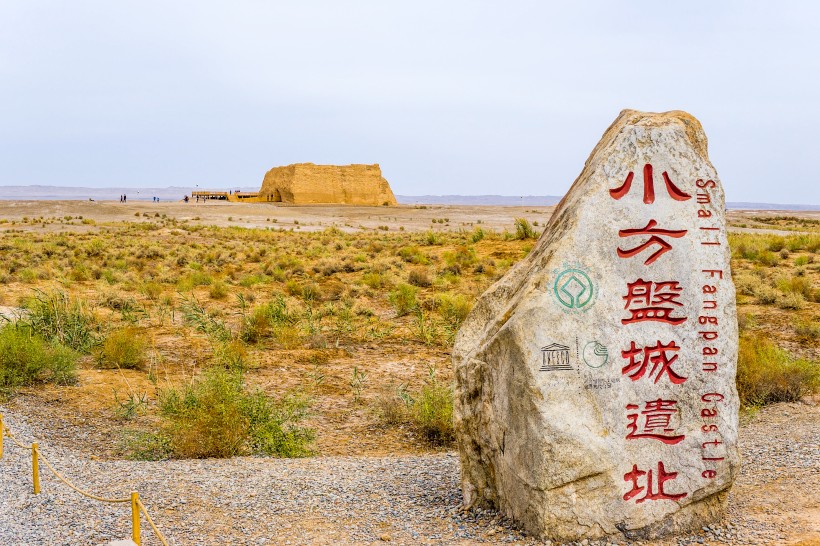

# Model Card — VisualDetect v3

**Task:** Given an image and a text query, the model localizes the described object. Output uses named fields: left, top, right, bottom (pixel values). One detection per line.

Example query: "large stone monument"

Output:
left=258, top=163, right=397, bottom=206
left=453, top=110, right=739, bottom=541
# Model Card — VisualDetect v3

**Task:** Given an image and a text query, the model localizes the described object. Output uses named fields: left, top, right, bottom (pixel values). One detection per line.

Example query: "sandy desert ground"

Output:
left=0, top=200, right=817, bottom=546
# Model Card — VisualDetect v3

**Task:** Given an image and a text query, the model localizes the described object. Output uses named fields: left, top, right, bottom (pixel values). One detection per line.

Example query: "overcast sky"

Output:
left=0, top=1, right=817, bottom=204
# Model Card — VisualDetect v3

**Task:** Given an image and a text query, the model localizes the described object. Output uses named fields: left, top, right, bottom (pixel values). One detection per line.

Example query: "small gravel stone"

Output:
left=1, top=401, right=817, bottom=545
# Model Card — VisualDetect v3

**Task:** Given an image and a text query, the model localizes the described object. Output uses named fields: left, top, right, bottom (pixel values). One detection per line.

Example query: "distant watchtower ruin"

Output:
left=258, top=163, right=397, bottom=206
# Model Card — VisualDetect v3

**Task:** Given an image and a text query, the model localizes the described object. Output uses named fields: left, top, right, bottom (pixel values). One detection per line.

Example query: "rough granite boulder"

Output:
left=258, top=163, right=397, bottom=206
left=453, top=109, right=739, bottom=542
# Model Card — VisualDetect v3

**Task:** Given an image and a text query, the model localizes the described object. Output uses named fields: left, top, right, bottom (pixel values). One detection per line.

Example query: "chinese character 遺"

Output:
left=623, top=461, right=688, bottom=503
left=618, top=219, right=688, bottom=265
left=626, top=400, right=686, bottom=444
left=621, top=340, right=687, bottom=384
left=622, top=279, right=686, bottom=325
left=610, top=163, right=692, bottom=204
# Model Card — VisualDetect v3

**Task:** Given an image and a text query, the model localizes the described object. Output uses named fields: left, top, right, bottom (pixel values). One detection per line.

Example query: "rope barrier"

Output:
left=138, top=498, right=171, bottom=546
left=35, top=449, right=131, bottom=503
left=0, top=413, right=170, bottom=545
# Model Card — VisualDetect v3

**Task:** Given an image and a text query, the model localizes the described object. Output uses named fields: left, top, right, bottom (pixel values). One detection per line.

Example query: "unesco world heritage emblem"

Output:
left=552, top=267, right=596, bottom=311
left=539, top=343, right=572, bottom=371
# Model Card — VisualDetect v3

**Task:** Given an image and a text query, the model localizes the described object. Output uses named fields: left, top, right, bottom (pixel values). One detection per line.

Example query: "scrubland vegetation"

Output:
left=0, top=214, right=817, bottom=459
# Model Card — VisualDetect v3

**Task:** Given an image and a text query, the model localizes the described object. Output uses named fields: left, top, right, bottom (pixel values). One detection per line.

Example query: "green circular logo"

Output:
left=553, top=268, right=595, bottom=310
left=583, top=341, right=609, bottom=368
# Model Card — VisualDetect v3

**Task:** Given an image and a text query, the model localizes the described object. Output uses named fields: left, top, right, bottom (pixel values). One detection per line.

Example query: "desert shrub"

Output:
left=776, top=276, right=813, bottom=299
left=374, top=385, right=412, bottom=426
left=321, top=281, right=345, bottom=301
left=240, top=305, right=273, bottom=343
left=436, top=292, right=472, bottom=329
left=180, top=297, right=231, bottom=342
left=374, top=370, right=454, bottom=447
left=794, top=319, right=820, bottom=341
left=142, top=281, right=163, bottom=300
left=397, top=246, right=429, bottom=265
left=239, top=274, right=266, bottom=288
left=158, top=366, right=313, bottom=458
left=754, top=285, right=779, bottom=305
left=362, top=272, right=384, bottom=289
left=424, top=231, right=442, bottom=246
left=285, top=279, right=302, bottom=297
left=410, top=369, right=454, bottom=446
left=177, top=271, right=213, bottom=291
left=766, top=237, right=786, bottom=252
left=119, top=430, right=171, bottom=461
left=19, top=269, right=37, bottom=283
left=0, top=325, right=78, bottom=392
left=777, top=292, right=805, bottom=310
left=301, top=283, right=320, bottom=301
left=443, top=246, right=477, bottom=273
left=240, top=296, right=301, bottom=347
left=24, top=290, right=99, bottom=353
left=413, top=309, right=441, bottom=345
left=213, top=340, right=251, bottom=372
left=733, top=273, right=760, bottom=297
left=514, top=218, right=538, bottom=240
left=470, top=227, right=485, bottom=243
left=737, top=312, right=757, bottom=333
left=736, top=334, right=820, bottom=406
left=97, top=328, right=147, bottom=369
left=408, top=267, right=432, bottom=287
left=244, top=390, right=314, bottom=457
left=756, top=251, right=780, bottom=267
left=208, top=281, right=229, bottom=300
left=389, top=283, right=418, bottom=316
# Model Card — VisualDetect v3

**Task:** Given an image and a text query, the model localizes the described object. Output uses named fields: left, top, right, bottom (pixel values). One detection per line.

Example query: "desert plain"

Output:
left=0, top=199, right=817, bottom=546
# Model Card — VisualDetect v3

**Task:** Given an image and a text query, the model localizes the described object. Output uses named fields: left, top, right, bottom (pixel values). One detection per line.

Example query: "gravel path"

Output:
left=1, top=403, right=817, bottom=546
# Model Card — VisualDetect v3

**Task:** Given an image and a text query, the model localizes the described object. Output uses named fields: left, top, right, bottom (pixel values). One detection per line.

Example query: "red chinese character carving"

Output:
left=621, top=340, right=687, bottom=384
left=623, top=461, right=688, bottom=503
left=610, top=164, right=692, bottom=204
left=626, top=400, right=686, bottom=444
left=617, top=219, right=688, bottom=265
left=622, top=279, right=686, bottom=325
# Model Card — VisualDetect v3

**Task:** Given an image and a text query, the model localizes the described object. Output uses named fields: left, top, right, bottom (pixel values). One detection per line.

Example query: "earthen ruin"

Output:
left=191, top=163, right=397, bottom=206
left=259, top=163, right=396, bottom=206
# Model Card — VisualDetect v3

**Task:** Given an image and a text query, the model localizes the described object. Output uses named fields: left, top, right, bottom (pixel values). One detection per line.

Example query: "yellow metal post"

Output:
left=0, top=413, right=4, bottom=459
left=32, top=443, right=40, bottom=494
left=131, top=491, right=141, bottom=545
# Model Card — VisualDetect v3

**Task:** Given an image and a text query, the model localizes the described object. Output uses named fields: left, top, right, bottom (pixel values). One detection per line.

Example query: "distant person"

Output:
left=184, top=195, right=189, bottom=203
left=123, top=194, right=127, bottom=203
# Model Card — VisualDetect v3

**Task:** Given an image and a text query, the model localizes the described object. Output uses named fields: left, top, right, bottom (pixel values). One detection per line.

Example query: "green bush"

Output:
left=209, top=281, right=229, bottom=300
left=410, top=370, right=454, bottom=446
left=180, top=296, right=231, bottom=342
left=442, top=246, right=477, bottom=273
left=375, top=369, right=454, bottom=447
left=0, top=325, right=78, bottom=393
left=97, top=328, right=147, bottom=369
left=159, top=366, right=313, bottom=458
left=239, top=296, right=295, bottom=344
left=436, top=292, right=472, bottom=329
left=24, top=290, right=99, bottom=353
left=737, top=334, right=820, bottom=406
left=407, top=267, right=432, bottom=287
left=389, top=283, right=418, bottom=316
left=397, top=246, right=429, bottom=265
left=514, top=218, right=538, bottom=240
